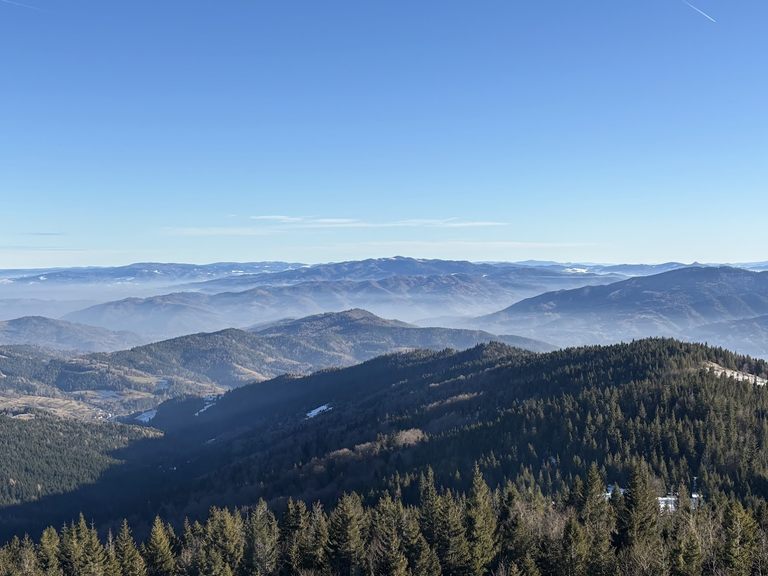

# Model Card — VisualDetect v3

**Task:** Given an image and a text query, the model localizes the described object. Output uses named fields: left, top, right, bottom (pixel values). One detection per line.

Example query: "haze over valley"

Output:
left=3, top=0, right=768, bottom=574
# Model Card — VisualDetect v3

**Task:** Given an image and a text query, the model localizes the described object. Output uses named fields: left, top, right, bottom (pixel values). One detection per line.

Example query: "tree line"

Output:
left=2, top=461, right=767, bottom=576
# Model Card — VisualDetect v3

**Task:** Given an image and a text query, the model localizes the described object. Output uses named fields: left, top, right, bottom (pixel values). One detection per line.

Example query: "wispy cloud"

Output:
left=167, top=218, right=508, bottom=237
left=248, top=216, right=508, bottom=229
left=27, top=232, right=64, bottom=237
left=332, top=240, right=598, bottom=250
left=0, top=245, right=86, bottom=252
left=165, top=227, right=272, bottom=237
left=681, top=0, right=716, bottom=22
left=250, top=215, right=309, bottom=224
left=0, top=0, right=47, bottom=12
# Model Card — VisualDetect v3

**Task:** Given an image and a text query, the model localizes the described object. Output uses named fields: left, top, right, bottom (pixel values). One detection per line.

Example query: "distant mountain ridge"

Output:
left=3, top=261, right=305, bottom=285
left=0, top=316, right=146, bottom=352
left=62, top=260, right=629, bottom=338
left=473, top=266, right=768, bottom=352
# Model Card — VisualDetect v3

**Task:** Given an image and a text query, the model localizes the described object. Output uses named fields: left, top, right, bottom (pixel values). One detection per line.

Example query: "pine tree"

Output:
left=59, top=520, right=85, bottom=576
left=104, top=531, right=123, bottom=576
left=437, top=491, right=473, bottom=576
left=466, top=465, right=497, bottom=576
left=559, top=516, right=587, bottom=576
left=278, top=498, right=308, bottom=576
left=497, top=482, right=534, bottom=567
left=17, top=534, right=41, bottom=576
left=327, top=493, right=366, bottom=576
left=402, top=513, right=441, bottom=576
left=303, top=501, right=329, bottom=575
left=620, top=463, right=659, bottom=549
left=241, top=499, right=278, bottom=576
left=115, top=520, right=147, bottom=576
left=205, top=508, right=244, bottom=573
left=419, top=468, right=442, bottom=550
left=80, top=521, right=107, bottom=576
left=145, top=516, right=176, bottom=576
left=518, top=553, right=541, bottom=576
left=579, top=463, right=615, bottom=575
left=721, top=500, right=759, bottom=576
left=38, top=527, right=63, bottom=576
left=369, top=494, right=408, bottom=576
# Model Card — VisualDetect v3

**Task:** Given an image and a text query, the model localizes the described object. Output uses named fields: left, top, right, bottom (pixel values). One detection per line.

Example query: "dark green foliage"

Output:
left=115, top=520, right=146, bottom=576
left=0, top=412, right=158, bottom=509
left=241, top=500, right=278, bottom=576
left=436, top=491, right=472, bottom=576
left=466, top=465, right=497, bottom=576
left=327, top=494, right=366, bottom=576
left=144, top=517, right=175, bottom=576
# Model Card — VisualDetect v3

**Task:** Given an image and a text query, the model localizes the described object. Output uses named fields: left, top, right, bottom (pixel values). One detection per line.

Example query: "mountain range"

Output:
left=2, top=337, right=765, bottom=543
left=0, top=310, right=553, bottom=419
left=473, top=266, right=768, bottom=351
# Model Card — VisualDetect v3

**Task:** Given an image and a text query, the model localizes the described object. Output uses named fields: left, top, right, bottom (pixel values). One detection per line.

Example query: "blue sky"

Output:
left=1, top=0, right=766, bottom=267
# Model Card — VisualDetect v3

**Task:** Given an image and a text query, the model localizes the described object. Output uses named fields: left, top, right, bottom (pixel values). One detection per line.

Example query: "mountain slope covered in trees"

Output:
left=3, top=336, right=768, bottom=562
left=0, top=311, right=552, bottom=418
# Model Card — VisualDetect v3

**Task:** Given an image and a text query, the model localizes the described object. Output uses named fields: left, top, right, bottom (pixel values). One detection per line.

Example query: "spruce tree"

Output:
left=419, top=468, right=442, bottom=550
left=18, top=534, right=41, bottom=576
left=579, top=463, right=615, bottom=575
left=241, top=499, right=278, bottom=576
left=205, top=508, right=244, bottom=573
left=327, top=493, right=366, bottom=576
left=278, top=498, right=308, bottom=576
left=59, top=520, right=85, bottom=576
left=369, top=494, right=408, bottom=576
left=402, top=513, right=441, bottom=576
left=115, top=520, right=147, bottom=576
left=466, top=465, right=497, bottom=576
left=38, top=527, right=63, bottom=576
left=721, top=500, right=759, bottom=576
left=620, top=463, right=659, bottom=549
left=437, top=491, right=473, bottom=576
left=104, top=531, right=122, bottom=576
left=560, top=516, right=587, bottom=576
left=498, top=482, right=534, bottom=567
left=304, top=501, right=329, bottom=575
left=145, top=516, right=176, bottom=576
left=81, top=522, right=107, bottom=576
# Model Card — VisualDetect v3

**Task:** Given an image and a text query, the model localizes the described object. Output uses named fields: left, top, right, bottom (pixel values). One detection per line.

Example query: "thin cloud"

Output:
left=247, top=216, right=507, bottom=229
left=27, top=232, right=64, bottom=237
left=334, top=240, right=598, bottom=249
left=165, top=227, right=272, bottom=237
left=0, top=0, right=47, bottom=12
left=250, top=215, right=306, bottom=223
left=0, top=245, right=87, bottom=252
left=681, top=0, right=716, bottom=22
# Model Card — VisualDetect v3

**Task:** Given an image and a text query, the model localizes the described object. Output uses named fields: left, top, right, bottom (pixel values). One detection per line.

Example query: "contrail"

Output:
left=0, top=0, right=46, bottom=11
left=681, top=0, right=716, bottom=22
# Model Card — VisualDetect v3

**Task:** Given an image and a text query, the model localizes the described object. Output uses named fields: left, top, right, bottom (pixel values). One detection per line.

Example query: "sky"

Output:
left=1, top=0, right=766, bottom=267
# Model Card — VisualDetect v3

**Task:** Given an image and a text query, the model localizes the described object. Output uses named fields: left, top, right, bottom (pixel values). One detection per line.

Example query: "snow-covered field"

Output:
left=135, top=409, right=157, bottom=423
left=306, top=404, right=331, bottom=419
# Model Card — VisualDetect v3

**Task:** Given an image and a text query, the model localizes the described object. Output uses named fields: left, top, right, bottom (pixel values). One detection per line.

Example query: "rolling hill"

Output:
left=0, top=316, right=146, bottom=352
left=473, top=266, right=768, bottom=350
left=3, top=337, right=767, bottom=546
left=0, top=310, right=553, bottom=418
left=97, top=309, right=556, bottom=390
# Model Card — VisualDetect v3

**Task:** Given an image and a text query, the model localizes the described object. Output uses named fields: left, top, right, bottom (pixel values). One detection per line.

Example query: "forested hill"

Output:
left=97, top=309, right=555, bottom=389
left=3, top=338, right=768, bottom=574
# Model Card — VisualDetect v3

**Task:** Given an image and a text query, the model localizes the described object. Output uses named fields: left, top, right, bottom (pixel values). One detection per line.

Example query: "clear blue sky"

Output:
left=1, top=0, right=766, bottom=267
